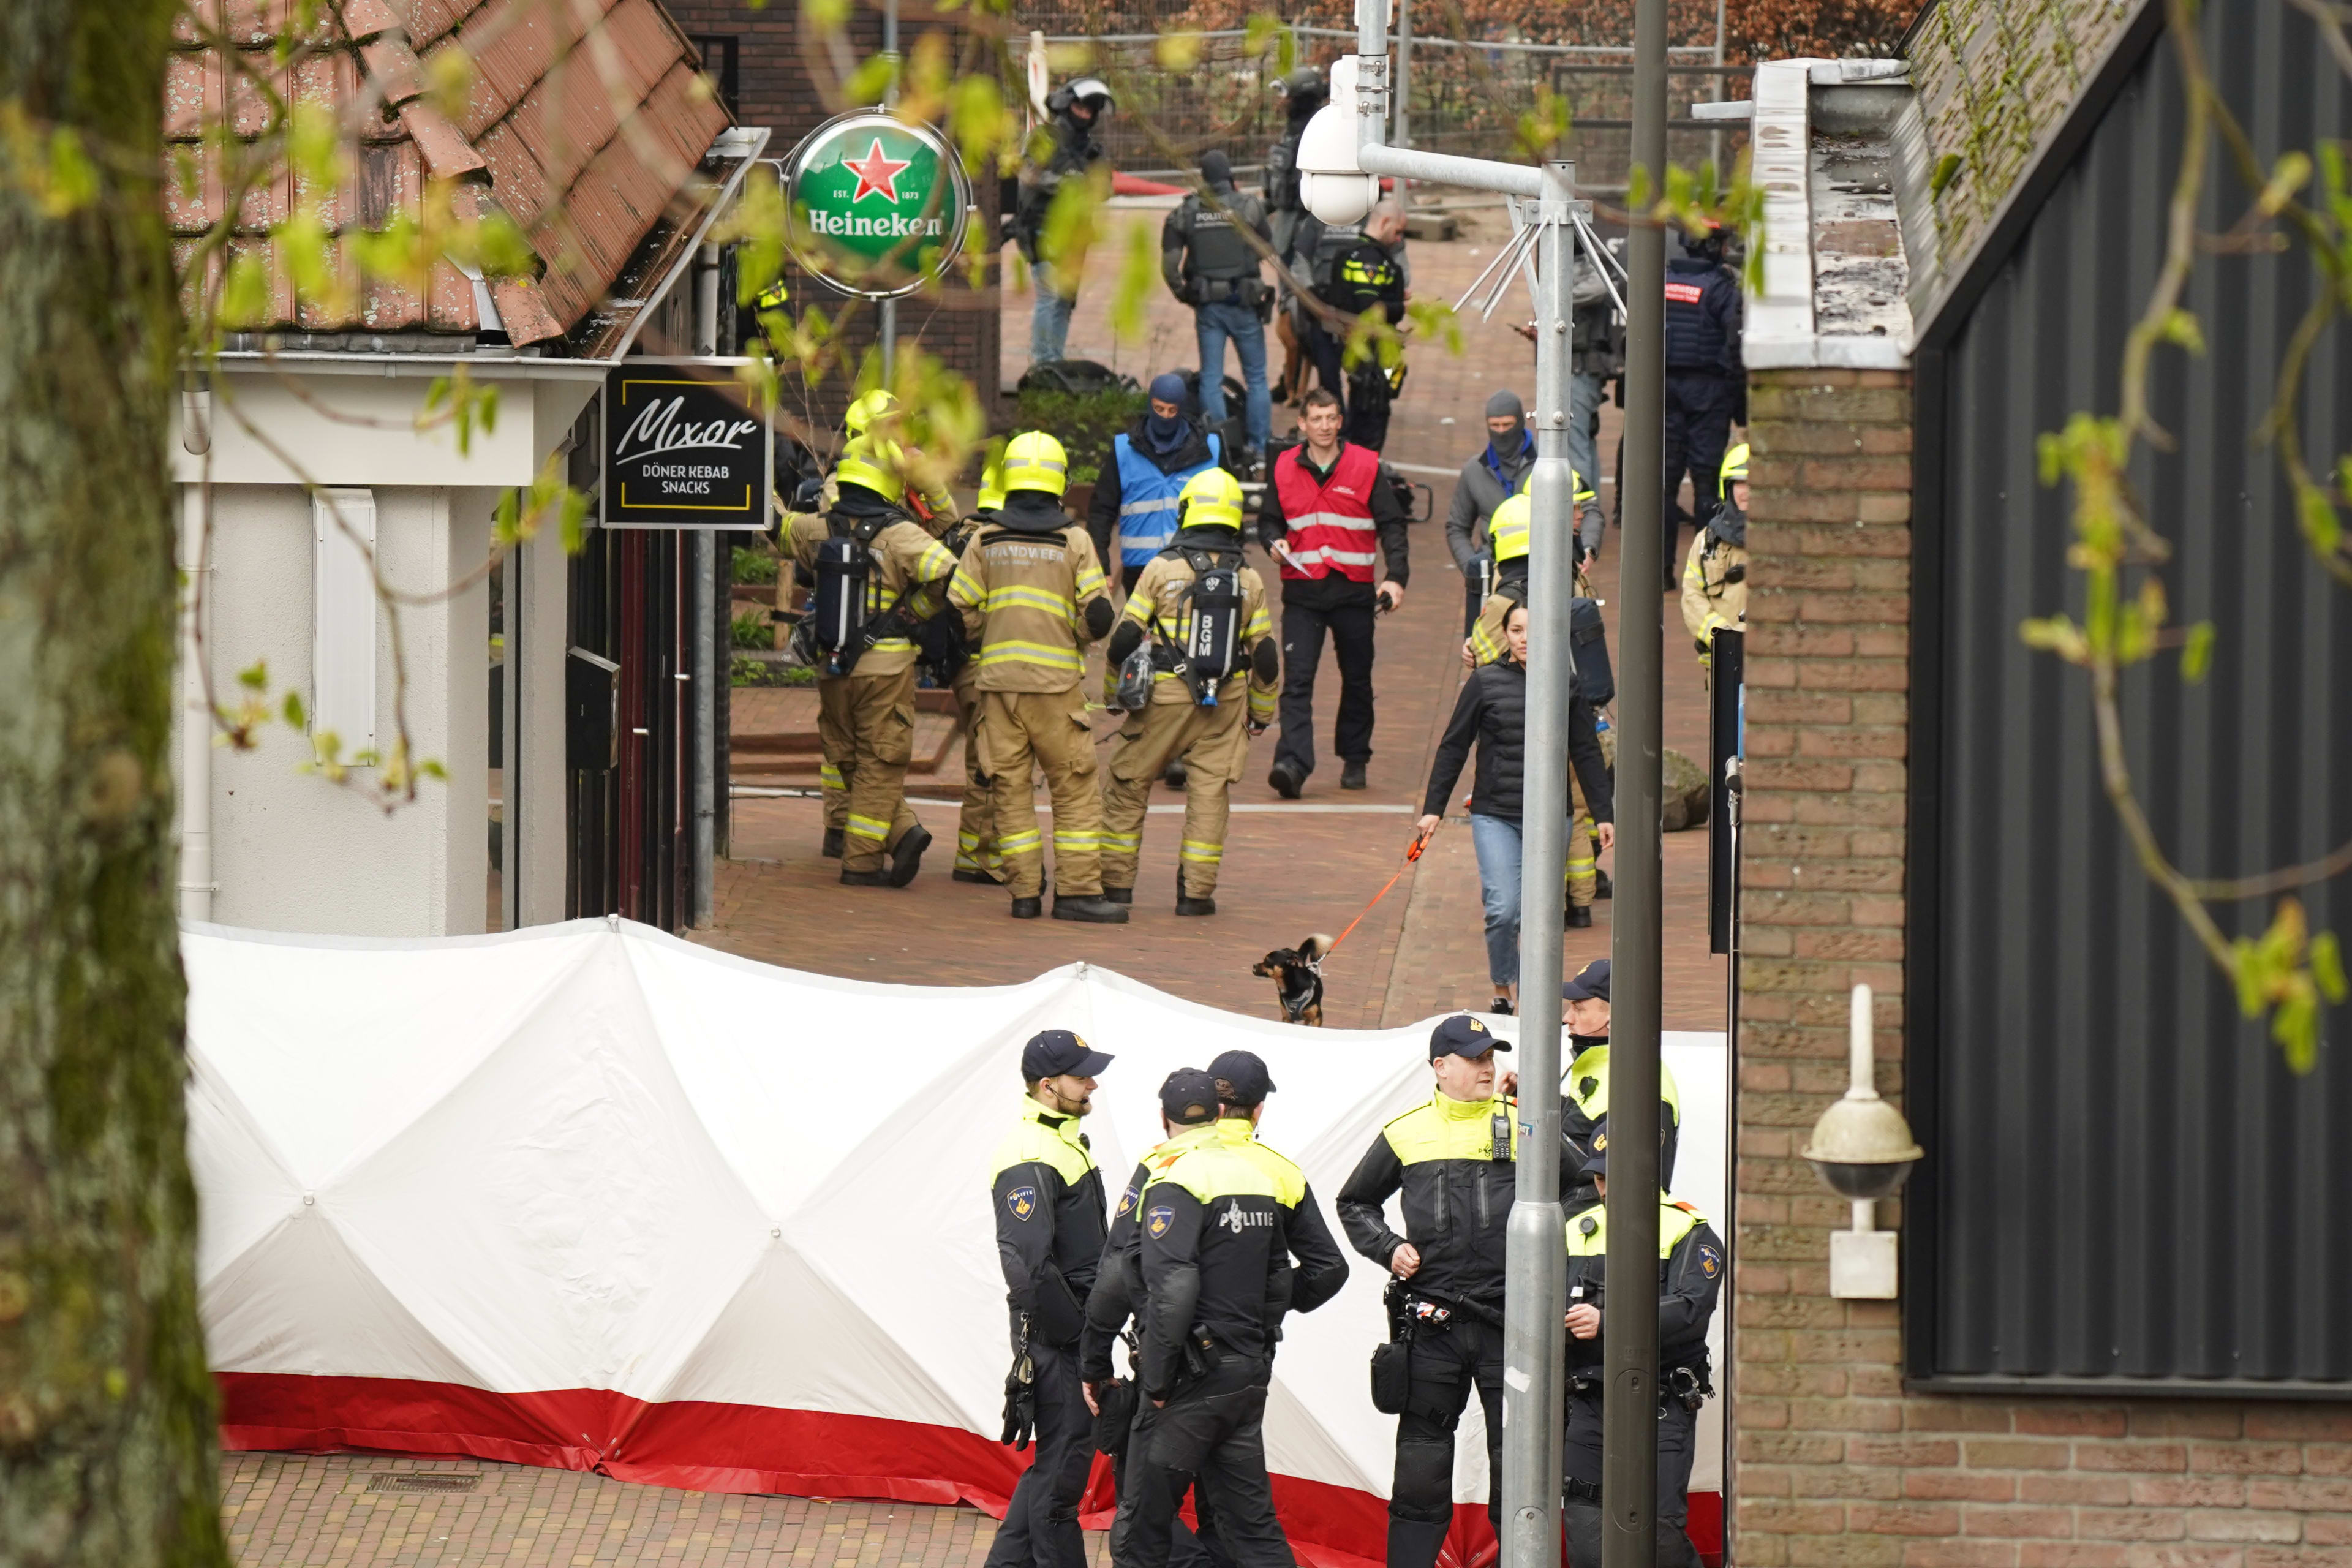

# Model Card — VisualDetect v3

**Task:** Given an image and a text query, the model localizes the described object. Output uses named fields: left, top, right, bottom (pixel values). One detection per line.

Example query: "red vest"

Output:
left=1272, top=443, right=1381, bottom=582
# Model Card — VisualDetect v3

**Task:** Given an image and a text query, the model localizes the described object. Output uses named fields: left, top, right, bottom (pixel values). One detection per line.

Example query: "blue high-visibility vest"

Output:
left=1112, top=432, right=1222, bottom=568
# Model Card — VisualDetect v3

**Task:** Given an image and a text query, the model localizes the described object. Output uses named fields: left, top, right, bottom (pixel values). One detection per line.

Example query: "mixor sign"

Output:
left=601, top=361, right=772, bottom=530
left=781, top=111, right=973, bottom=300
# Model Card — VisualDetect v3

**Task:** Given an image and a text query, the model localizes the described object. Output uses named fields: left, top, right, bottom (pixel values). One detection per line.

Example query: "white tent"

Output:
left=186, top=918, right=1727, bottom=1568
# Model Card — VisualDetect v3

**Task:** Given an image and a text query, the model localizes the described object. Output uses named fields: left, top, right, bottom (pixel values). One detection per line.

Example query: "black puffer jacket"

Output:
left=1421, top=658, right=1613, bottom=824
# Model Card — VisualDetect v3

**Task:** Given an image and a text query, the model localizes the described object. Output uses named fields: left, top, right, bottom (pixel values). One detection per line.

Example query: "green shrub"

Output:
left=731, top=546, right=780, bottom=585
left=731, top=611, right=772, bottom=649
left=1012, top=385, right=1147, bottom=486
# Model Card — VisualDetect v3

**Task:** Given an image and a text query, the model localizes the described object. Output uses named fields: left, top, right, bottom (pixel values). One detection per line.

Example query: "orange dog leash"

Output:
left=1325, top=821, right=1438, bottom=960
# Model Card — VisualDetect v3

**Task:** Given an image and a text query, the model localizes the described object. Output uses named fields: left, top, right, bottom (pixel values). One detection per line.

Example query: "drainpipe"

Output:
left=179, top=483, right=215, bottom=922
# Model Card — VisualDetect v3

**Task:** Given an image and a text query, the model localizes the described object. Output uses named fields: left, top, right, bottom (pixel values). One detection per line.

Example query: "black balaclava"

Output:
left=1199, top=149, right=1234, bottom=192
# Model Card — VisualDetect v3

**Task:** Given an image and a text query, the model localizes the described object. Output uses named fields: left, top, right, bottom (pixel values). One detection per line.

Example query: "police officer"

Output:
left=1335, top=1015, right=1515, bottom=1568
left=783, top=436, right=960, bottom=886
left=1099, top=470, right=1278, bottom=917
left=1567, top=236, right=1623, bottom=516
left=1088, top=372, right=1230, bottom=594
left=1661, top=223, right=1743, bottom=590
left=1680, top=443, right=1749, bottom=674
left=1263, top=68, right=1327, bottom=274
left=1561, top=1144, right=1724, bottom=1568
left=1559, top=959, right=1683, bottom=1209
left=948, top=432, right=1127, bottom=923
left=1123, top=1068, right=1308, bottom=1568
left=1259, top=388, right=1410, bottom=797
left=1016, top=78, right=1115, bottom=368
left=943, top=451, right=1007, bottom=884
left=1164, top=151, right=1273, bottom=464
left=990, top=1028, right=1117, bottom=1568
left=1310, top=203, right=1409, bottom=451
left=1204, top=1050, right=1349, bottom=1312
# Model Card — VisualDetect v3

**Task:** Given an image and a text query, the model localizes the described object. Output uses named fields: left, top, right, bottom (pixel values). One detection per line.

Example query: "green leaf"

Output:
left=2230, top=936, right=2266, bottom=1018
left=846, top=52, right=897, bottom=104
left=282, top=691, right=306, bottom=729
left=2297, top=481, right=2343, bottom=557
left=2159, top=309, right=2204, bottom=355
left=221, top=253, right=272, bottom=328
left=40, top=126, right=99, bottom=216
left=238, top=659, right=269, bottom=692
left=2180, top=620, right=2215, bottom=682
left=2272, top=990, right=2319, bottom=1074
left=2312, top=931, right=2348, bottom=1005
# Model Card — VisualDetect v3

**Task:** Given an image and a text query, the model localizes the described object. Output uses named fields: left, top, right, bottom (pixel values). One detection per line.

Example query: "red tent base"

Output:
left=217, top=1373, right=1718, bottom=1567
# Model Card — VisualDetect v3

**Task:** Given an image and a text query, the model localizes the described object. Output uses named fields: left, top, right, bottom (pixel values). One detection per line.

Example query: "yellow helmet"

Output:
left=1721, top=442, right=1750, bottom=484
left=845, top=388, right=902, bottom=437
left=1512, top=466, right=1598, bottom=506
left=834, top=435, right=906, bottom=505
left=1489, top=493, right=1532, bottom=565
left=1177, top=467, right=1245, bottom=530
left=1001, top=431, right=1069, bottom=498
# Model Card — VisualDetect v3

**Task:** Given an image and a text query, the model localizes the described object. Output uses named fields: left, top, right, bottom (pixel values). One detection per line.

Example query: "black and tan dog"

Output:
left=1252, top=934, right=1333, bottom=1027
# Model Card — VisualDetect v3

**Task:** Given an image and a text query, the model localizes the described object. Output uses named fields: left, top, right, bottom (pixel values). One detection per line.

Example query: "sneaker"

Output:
left=1490, top=996, right=1516, bottom=1016
left=1175, top=894, right=1217, bottom=917
left=887, top=824, right=932, bottom=888
left=821, top=827, right=845, bottom=859
left=1010, top=896, right=1044, bottom=919
left=1567, top=905, right=1594, bottom=928
left=1340, top=760, right=1368, bottom=790
left=1052, top=895, right=1131, bottom=924
left=1268, top=761, right=1305, bottom=799
left=1101, top=885, right=1134, bottom=905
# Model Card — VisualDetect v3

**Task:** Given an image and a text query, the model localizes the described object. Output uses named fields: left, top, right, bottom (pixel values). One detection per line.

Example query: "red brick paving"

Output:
left=228, top=206, right=1734, bottom=1561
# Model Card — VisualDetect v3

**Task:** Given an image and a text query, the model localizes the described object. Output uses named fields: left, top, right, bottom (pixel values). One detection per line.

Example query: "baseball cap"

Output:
left=1159, top=1068, right=1222, bottom=1125
left=1429, top=1013, right=1510, bottom=1060
left=1562, top=959, right=1611, bottom=1003
left=1207, top=1049, right=1276, bottom=1107
left=1022, top=1028, right=1114, bottom=1080
left=1581, top=1143, right=1608, bottom=1178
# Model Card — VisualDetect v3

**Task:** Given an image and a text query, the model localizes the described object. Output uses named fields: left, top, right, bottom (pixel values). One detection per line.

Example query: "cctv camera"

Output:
left=1801, top=1069, right=1922, bottom=1202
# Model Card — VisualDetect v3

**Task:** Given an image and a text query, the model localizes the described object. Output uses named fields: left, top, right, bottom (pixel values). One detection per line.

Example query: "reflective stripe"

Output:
left=977, top=639, right=1085, bottom=670
left=981, top=584, right=1078, bottom=616
left=820, top=763, right=845, bottom=788
left=1102, top=831, right=1142, bottom=850
left=1245, top=609, right=1272, bottom=638
left=1287, top=509, right=1376, bottom=533
left=1118, top=496, right=1180, bottom=516
left=846, top=814, right=891, bottom=840
left=1054, top=831, right=1102, bottom=849
left=1180, top=839, right=1223, bottom=862
left=998, top=829, right=1043, bottom=853
left=1283, top=543, right=1379, bottom=570
left=1076, top=568, right=1108, bottom=594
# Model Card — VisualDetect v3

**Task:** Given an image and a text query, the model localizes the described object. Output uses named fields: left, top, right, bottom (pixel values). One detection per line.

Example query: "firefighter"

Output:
left=948, top=432, right=1128, bottom=922
left=1098, top=469, right=1278, bottom=918
left=989, top=1029, right=1115, bottom=1568
left=1561, top=1142, right=1723, bottom=1568
left=943, top=450, right=1007, bottom=884
left=782, top=435, right=959, bottom=886
left=1681, top=442, right=1750, bottom=674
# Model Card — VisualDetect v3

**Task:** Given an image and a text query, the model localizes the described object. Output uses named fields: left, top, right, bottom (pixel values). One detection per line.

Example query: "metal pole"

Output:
left=1393, top=0, right=1412, bottom=157
left=690, top=529, right=715, bottom=928
left=1604, top=0, right=1667, bottom=1560
left=879, top=0, right=900, bottom=375
left=1710, top=0, right=1726, bottom=185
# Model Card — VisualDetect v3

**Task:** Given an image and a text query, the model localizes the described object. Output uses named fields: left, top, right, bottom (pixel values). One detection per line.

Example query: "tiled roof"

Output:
left=168, top=0, right=731, bottom=348
left=1901, top=0, right=2144, bottom=327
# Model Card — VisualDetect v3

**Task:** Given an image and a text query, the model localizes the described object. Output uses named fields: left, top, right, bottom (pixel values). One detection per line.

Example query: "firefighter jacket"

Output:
left=1137, top=1122, right=1291, bottom=1395
left=989, top=1096, right=1109, bottom=1346
left=948, top=494, right=1114, bottom=693
left=1563, top=1041, right=1683, bottom=1207
left=816, top=467, right=959, bottom=533
left=1679, top=503, right=1749, bottom=663
left=1163, top=187, right=1272, bottom=304
left=1562, top=1197, right=1723, bottom=1381
left=784, top=503, right=960, bottom=679
left=1335, top=1090, right=1520, bottom=1310
left=1087, top=420, right=1226, bottom=568
left=1259, top=441, right=1410, bottom=587
left=1110, top=531, right=1278, bottom=722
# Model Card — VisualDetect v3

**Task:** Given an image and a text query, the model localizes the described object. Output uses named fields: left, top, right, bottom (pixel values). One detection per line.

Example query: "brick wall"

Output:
left=1733, top=367, right=2352, bottom=1567
left=663, top=0, right=1001, bottom=418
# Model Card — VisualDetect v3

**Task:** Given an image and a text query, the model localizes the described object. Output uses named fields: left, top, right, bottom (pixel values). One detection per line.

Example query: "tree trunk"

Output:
left=0, top=1, right=231, bottom=1563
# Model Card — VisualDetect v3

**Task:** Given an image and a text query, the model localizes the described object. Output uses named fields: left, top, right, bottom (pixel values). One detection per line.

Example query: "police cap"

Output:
left=1207, top=1049, right=1276, bottom=1107
left=1562, top=959, right=1611, bottom=1003
left=1581, top=1143, right=1608, bottom=1178
left=1160, top=1068, right=1222, bottom=1125
left=1022, top=1028, right=1113, bottom=1080
left=1429, top=1013, right=1509, bottom=1061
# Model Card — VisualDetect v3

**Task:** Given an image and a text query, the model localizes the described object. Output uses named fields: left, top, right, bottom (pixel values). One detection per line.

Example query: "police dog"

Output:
left=1252, top=934, right=1332, bottom=1027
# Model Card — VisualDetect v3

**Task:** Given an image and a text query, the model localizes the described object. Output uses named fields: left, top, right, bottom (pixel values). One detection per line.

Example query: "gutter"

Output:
left=610, top=126, right=771, bottom=362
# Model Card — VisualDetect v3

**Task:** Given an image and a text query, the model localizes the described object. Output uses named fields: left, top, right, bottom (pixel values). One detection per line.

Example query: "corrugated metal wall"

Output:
left=1913, top=2, right=2352, bottom=1390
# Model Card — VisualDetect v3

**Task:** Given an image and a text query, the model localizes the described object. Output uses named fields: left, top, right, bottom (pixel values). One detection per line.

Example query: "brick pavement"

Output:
left=229, top=208, right=1734, bottom=1562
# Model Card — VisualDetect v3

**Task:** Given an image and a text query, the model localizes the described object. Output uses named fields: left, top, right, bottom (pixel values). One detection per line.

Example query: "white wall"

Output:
left=195, top=483, right=491, bottom=937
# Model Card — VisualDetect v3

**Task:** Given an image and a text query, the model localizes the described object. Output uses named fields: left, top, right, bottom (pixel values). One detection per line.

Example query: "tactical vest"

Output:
left=1112, top=432, right=1223, bottom=567
left=1178, top=193, right=1263, bottom=284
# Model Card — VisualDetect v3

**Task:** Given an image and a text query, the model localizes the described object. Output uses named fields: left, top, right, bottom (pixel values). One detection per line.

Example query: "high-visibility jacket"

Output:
left=989, top=1096, right=1108, bottom=1344
left=1270, top=441, right=1382, bottom=582
left=1563, top=1197, right=1723, bottom=1379
left=1137, top=1120, right=1291, bottom=1389
left=1110, top=430, right=1223, bottom=568
left=1335, top=1087, right=1520, bottom=1308
left=1564, top=1042, right=1683, bottom=1202
left=948, top=499, right=1112, bottom=694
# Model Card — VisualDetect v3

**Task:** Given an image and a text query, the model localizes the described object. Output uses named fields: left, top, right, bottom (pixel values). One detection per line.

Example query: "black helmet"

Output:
left=1683, top=221, right=1728, bottom=263
left=1277, top=66, right=1327, bottom=117
left=1047, top=76, right=1115, bottom=118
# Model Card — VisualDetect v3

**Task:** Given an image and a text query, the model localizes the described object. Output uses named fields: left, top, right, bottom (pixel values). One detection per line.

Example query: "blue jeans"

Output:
left=1468, top=812, right=1524, bottom=988
left=1031, top=285, right=1077, bottom=366
left=1569, top=369, right=1605, bottom=502
left=1194, top=300, right=1272, bottom=452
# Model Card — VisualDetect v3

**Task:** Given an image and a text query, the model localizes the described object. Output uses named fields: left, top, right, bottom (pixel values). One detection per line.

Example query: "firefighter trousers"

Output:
left=978, top=688, right=1104, bottom=899
left=951, top=664, right=1001, bottom=881
left=818, top=666, right=920, bottom=873
left=1569, top=770, right=1597, bottom=908
left=1100, top=697, right=1251, bottom=900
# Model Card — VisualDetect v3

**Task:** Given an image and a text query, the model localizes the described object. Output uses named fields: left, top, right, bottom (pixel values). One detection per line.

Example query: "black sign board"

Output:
left=601, top=360, right=772, bottom=530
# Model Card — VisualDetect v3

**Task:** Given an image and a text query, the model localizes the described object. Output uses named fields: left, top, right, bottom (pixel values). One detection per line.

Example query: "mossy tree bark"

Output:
left=0, top=1, right=232, bottom=1563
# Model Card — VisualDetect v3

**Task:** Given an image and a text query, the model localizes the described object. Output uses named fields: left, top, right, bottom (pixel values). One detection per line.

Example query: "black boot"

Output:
left=887, top=824, right=932, bottom=888
left=840, top=868, right=891, bottom=887
left=1101, top=885, right=1133, bottom=905
left=1567, top=904, right=1594, bottom=928
left=1163, top=758, right=1189, bottom=790
left=821, top=827, right=845, bottom=859
left=1175, top=893, right=1217, bottom=916
left=1052, top=895, right=1131, bottom=924
left=952, top=867, right=999, bottom=884
left=1340, top=760, right=1368, bottom=790
left=1010, top=896, right=1043, bottom=919
left=1268, top=760, right=1305, bottom=799
left=1595, top=865, right=1613, bottom=899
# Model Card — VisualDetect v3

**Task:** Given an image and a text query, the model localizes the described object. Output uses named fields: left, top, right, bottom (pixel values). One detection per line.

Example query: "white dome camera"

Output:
left=1296, top=58, right=1381, bottom=227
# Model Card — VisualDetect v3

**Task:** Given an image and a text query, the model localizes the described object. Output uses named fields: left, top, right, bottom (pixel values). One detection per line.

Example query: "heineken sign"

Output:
left=782, top=111, right=973, bottom=299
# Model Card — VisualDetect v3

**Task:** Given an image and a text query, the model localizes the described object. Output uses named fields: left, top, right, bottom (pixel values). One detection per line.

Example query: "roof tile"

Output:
left=398, top=99, right=489, bottom=179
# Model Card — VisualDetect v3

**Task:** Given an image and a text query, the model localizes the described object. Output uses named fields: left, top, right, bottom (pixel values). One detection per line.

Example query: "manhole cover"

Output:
left=365, top=1473, right=483, bottom=1493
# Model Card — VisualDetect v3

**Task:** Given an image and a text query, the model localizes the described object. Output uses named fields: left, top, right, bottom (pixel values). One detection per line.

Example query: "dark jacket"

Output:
left=1663, top=256, right=1742, bottom=374
left=1137, top=1123, right=1290, bottom=1392
left=1087, top=417, right=1227, bottom=563
left=989, top=1098, right=1109, bottom=1344
left=1422, top=658, right=1613, bottom=824
left=1163, top=186, right=1272, bottom=301
left=1444, top=433, right=1536, bottom=571
left=1335, top=1090, right=1520, bottom=1308
left=1563, top=1197, right=1724, bottom=1383
left=1256, top=440, right=1411, bottom=588
left=1013, top=113, right=1106, bottom=262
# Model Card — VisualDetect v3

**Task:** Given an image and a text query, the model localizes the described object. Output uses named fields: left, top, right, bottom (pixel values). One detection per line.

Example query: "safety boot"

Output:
left=840, top=868, right=891, bottom=887
left=952, top=868, right=999, bottom=884
left=1268, top=760, right=1304, bottom=799
left=1175, top=894, right=1217, bottom=917
left=1100, top=885, right=1133, bottom=904
left=1567, top=904, right=1594, bottom=928
left=1340, top=760, right=1368, bottom=790
left=1052, top=895, right=1130, bottom=924
left=1010, top=896, right=1044, bottom=919
left=821, top=827, right=845, bottom=859
left=1595, top=866, right=1613, bottom=899
left=888, top=824, right=932, bottom=888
